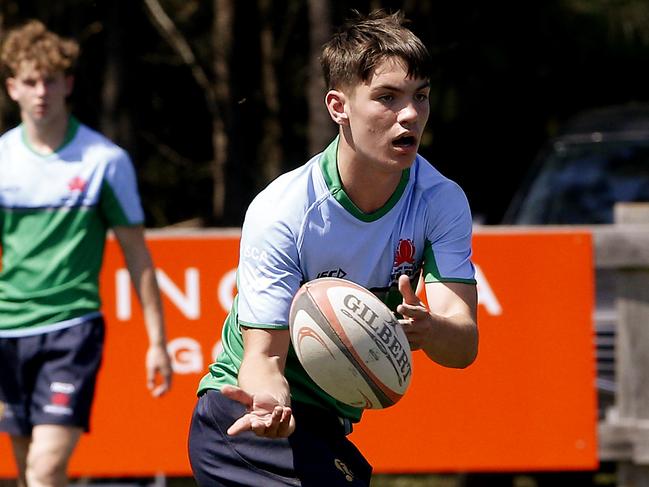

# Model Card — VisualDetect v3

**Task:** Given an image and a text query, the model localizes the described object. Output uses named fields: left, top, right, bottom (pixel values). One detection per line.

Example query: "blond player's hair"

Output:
left=0, top=19, right=79, bottom=77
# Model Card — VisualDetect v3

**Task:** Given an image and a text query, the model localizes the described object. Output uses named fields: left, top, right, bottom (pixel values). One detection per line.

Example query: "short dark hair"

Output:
left=321, top=10, right=432, bottom=91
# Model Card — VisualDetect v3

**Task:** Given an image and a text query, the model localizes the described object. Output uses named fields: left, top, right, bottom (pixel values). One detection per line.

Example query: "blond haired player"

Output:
left=0, top=20, right=172, bottom=487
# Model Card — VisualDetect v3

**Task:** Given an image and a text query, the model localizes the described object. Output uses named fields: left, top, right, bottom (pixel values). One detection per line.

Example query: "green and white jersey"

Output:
left=199, top=139, right=475, bottom=421
left=0, top=117, right=144, bottom=337
left=198, top=137, right=476, bottom=421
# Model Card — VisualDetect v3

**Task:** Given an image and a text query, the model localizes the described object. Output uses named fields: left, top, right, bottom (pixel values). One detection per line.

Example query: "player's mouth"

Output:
left=391, top=133, right=417, bottom=151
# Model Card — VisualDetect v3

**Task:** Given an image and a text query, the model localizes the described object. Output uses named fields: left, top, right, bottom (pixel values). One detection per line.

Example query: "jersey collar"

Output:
left=21, top=115, right=80, bottom=157
left=319, top=136, right=411, bottom=222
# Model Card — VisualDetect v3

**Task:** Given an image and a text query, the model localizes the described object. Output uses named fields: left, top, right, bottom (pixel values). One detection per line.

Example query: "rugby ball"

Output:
left=289, top=277, right=412, bottom=409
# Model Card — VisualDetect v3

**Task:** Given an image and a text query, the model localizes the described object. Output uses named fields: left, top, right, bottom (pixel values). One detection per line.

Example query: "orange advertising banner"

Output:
left=0, top=230, right=597, bottom=477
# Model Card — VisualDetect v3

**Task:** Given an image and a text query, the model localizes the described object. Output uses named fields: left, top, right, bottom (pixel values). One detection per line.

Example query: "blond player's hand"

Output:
left=146, top=343, right=173, bottom=397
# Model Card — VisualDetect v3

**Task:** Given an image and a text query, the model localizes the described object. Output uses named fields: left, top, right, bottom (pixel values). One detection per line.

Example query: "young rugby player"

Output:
left=0, top=20, right=172, bottom=487
left=189, top=10, right=478, bottom=486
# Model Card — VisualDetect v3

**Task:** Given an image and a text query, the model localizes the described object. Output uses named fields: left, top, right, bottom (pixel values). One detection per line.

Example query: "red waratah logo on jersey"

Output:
left=394, top=239, right=416, bottom=267
left=68, top=176, right=87, bottom=192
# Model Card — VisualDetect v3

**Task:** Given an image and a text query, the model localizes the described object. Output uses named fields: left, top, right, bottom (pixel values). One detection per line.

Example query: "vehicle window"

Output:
left=513, top=140, right=649, bottom=224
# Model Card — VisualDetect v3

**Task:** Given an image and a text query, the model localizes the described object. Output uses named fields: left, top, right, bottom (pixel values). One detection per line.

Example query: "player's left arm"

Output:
left=113, top=224, right=173, bottom=396
left=397, top=275, right=478, bottom=368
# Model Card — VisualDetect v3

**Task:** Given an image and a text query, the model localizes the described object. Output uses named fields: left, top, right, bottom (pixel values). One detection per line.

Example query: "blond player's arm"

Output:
left=223, top=327, right=295, bottom=437
left=113, top=225, right=173, bottom=396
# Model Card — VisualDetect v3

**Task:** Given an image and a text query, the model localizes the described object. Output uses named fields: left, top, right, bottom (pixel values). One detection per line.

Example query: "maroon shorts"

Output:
left=0, top=316, right=105, bottom=435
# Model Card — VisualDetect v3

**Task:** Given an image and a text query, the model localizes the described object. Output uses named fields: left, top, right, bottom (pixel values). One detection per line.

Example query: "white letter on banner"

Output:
left=116, top=268, right=132, bottom=321
left=167, top=337, right=203, bottom=374
left=475, top=264, right=503, bottom=316
left=156, top=268, right=200, bottom=319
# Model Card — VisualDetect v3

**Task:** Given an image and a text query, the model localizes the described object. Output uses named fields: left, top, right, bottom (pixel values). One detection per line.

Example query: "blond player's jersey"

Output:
left=0, top=118, right=144, bottom=336
left=199, top=137, right=476, bottom=420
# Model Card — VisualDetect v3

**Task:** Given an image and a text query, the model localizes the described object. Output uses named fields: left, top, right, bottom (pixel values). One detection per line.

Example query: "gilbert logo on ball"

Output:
left=289, top=277, right=412, bottom=409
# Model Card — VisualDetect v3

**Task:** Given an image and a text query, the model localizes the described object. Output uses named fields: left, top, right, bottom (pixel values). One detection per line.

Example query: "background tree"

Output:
left=307, top=0, right=335, bottom=156
left=143, top=0, right=230, bottom=225
left=100, top=2, right=134, bottom=149
left=2, top=0, right=649, bottom=227
left=0, top=5, right=7, bottom=135
left=257, top=0, right=283, bottom=186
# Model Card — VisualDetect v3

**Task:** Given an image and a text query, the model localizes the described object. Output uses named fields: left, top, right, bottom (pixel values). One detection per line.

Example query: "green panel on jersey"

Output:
left=319, top=137, right=410, bottom=222
left=100, top=179, right=133, bottom=227
left=423, top=241, right=477, bottom=284
left=199, top=304, right=242, bottom=391
left=198, top=295, right=364, bottom=422
left=0, top=206, right=107, bottom=330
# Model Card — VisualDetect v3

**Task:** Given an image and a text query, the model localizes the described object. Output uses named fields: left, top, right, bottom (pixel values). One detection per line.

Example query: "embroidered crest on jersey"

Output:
left=67, top=176, right=87, bottom=192
left=391, top=238, right=416, bottom=280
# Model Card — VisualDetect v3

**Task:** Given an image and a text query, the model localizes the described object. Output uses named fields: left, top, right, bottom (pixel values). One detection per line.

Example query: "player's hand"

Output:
left=222, top=384, right=295, bottom=438
left=146, top=343, right=173, bottom=397
left=396, top=274, right=434, bottom=350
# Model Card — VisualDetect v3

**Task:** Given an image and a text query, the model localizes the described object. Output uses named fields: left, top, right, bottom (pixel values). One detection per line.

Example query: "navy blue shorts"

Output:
left=0, top=316, right=105, bottom=435
left=188, top=390, right=372, bottom=487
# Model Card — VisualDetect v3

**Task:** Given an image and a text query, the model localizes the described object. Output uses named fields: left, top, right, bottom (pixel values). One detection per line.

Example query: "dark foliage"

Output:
left=2, top=0, right=649, bottom=226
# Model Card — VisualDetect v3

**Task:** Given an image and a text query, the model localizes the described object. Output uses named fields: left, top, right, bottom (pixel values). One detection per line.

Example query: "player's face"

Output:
left=343, top=57, right=430, bottom=172
left=6, top=62, right=72, bottom=126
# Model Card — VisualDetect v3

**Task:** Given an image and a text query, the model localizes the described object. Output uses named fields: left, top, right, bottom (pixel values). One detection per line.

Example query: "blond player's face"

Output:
left=342, top=57, right=430, bottom=173
left=6, top=61, right=72, bottom=125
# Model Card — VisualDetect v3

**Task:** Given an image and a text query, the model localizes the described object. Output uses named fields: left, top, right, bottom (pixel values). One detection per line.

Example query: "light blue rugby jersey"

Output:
left=199, top=137, right=476, bottom=420
left=0, top=117, right=144, bottom=336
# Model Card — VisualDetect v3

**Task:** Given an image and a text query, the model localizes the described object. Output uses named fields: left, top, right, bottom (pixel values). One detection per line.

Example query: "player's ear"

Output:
left=6, top=77, right=18, bottom=101
left=325, top=90, right=349, bottom=126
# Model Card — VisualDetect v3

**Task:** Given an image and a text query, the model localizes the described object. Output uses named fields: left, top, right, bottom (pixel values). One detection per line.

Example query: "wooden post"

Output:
left=613, top=203, right=649, bottom=487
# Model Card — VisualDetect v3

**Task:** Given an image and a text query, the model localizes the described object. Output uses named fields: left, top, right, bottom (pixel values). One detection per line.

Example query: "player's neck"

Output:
left=337, top=144, right=403, bottom=214
left=22, top=110, right=71, bottom=155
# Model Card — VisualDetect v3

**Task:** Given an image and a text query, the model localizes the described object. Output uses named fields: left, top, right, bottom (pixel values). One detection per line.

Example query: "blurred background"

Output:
left=2, top=0, right=649, bottom=228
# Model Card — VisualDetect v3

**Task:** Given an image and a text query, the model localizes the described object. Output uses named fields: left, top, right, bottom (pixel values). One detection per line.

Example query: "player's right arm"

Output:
left=225, top=180, right=304, bottom=438
left=223, top=327, right=295, bottom=438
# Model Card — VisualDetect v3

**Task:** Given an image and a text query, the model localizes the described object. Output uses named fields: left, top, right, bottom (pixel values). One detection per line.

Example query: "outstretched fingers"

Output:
left=227, top=405, right=294, bottom=437
left=221, top=385, right=254, bottom=408
left=222, top=387, right=295, bottom=437
left=265, top=406, right=294, bottom=437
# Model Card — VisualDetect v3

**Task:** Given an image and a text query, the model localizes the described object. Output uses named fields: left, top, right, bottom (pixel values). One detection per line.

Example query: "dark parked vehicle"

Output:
left=502, top=104, right=649, bottom=417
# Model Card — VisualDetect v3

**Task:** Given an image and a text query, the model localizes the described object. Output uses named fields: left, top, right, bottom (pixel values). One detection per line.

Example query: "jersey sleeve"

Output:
left=236, top=202, right=303, bottom=329
left=99, top=149, right=145, bottom=227
left=423, top=182, right=476, bottom=284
